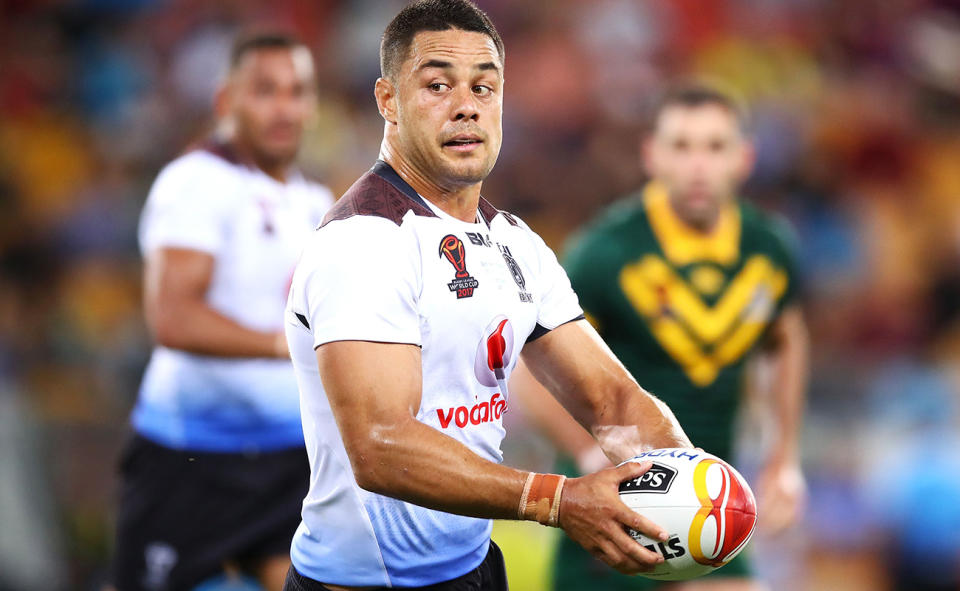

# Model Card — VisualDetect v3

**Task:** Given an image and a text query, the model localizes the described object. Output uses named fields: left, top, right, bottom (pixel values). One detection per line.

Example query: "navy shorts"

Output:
left=110, top=434, right=309, bottom=591
left=282, top=541, right=509, bottom=591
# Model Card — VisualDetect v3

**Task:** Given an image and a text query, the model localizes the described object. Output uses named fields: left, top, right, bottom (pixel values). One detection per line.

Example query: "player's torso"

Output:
left=285, top=163, right=582, bottom=586
left=133, top=150, right=332, bottom=451
left=407, top=208, right=542, bottom=462
left=586, top=189, right=791, bottom=450
left=205, top=166, right=327, bottom=331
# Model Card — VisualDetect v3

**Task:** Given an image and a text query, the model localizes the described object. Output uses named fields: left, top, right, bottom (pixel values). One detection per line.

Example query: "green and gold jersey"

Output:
left=565, top=182, right=800, bottom=461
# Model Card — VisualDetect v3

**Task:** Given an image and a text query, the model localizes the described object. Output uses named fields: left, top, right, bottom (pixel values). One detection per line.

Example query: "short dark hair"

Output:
left=653, top=84, right=750, bottom=132
left=229, top=31, right=305, bottom=70
left=380, top=0, right=505, bottom=80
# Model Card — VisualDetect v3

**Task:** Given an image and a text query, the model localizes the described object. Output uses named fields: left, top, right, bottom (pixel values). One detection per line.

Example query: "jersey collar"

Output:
left=372, top=160, right=433, bottom=210
left=643, top=181, right=741, bottom=266
left=373, top=160, right=507, bottom=229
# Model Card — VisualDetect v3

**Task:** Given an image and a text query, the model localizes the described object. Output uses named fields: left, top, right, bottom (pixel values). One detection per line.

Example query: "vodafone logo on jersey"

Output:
left=435, top=316, right=516, bottom=431
left=474, top=315, right=515, bottom=388
left=436, top=392, right=507, bottom=429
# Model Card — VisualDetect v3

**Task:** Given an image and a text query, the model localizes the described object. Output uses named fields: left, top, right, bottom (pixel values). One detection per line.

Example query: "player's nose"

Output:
left=451, top=85, right=479, bottom=122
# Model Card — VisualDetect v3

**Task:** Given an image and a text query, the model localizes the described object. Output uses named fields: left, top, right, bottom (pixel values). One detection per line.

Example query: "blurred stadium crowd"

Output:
left=2, top=1, right=960, bottom=590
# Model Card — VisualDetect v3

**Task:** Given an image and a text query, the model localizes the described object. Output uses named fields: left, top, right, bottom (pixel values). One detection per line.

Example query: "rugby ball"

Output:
left=618, top=448, right=757, bottom=581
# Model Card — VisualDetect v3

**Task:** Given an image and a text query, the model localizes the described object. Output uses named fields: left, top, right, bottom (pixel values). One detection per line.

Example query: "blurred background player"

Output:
left=108, top=32, right=333, bottom=591
left=511, top=84, right=809, bottom=591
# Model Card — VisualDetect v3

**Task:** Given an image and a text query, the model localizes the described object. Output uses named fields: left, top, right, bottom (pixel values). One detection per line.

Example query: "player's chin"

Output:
left=439, top=153, right=495, bottom=184
left=259, top=143, right=300, bottom=165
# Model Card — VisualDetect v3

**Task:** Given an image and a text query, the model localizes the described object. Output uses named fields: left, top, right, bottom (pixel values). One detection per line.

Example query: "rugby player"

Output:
left=282, top=1, right=693, bottom=590
left=513, top=85, right=809, bottom=591
left=110, top=33, right=333, bottom=591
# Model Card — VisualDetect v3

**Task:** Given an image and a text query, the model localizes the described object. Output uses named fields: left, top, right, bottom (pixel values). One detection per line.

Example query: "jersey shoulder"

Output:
left=152, top=147, right=244, bottom=199
left=738, top=200, right=801, bottom=265
left=321, top=163, right=438, bottom=228
left=565, top=193, right=647, bottom=266
left=585, top=192, right=648, bottom=236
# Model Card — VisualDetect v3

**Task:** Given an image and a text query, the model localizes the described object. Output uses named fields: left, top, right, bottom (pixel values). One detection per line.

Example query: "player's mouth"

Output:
left=442, top=134, right=484, bottom=152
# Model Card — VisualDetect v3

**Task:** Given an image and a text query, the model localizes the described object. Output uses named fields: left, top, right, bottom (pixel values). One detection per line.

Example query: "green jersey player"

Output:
left=513, top=85, right=809, bottom=591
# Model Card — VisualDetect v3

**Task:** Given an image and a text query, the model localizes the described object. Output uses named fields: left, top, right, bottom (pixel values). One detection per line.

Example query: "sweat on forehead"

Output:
left=379, top=0, right=504, bottom=80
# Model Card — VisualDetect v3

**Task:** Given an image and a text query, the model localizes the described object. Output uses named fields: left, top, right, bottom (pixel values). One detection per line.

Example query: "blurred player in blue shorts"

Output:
left=109, top=32, right=333, bottom=591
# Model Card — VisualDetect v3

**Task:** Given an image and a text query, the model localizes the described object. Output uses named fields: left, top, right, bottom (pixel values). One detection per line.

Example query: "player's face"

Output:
left=392, top=29, right=503, bottom=187
left=645, top=104, right=753, bottom=229
left=226, top=47, right=316, bottom=167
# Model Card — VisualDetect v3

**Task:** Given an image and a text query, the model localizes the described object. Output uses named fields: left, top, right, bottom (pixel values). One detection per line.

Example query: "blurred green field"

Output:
left=492, top=520, right=561, bottom=591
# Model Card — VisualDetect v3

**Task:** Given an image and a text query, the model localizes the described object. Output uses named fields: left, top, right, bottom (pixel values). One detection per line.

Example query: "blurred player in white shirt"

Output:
left=109, top=32, right=333, bottom=591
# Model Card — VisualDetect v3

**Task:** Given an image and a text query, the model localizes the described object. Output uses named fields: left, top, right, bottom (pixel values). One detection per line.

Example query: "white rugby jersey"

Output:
left=285, top=161, right=583, bottom=587
left=133, top=141, right=334, bottom=452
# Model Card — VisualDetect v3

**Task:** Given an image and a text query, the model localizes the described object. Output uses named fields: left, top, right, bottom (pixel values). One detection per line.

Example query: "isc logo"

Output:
left=618, top=463, right=677, bottom=495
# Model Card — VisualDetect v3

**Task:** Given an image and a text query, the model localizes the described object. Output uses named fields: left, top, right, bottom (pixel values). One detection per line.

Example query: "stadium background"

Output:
left=2, top=0, right=960, bottom=589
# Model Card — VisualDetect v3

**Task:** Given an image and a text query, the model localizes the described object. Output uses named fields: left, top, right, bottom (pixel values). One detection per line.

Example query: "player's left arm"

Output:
left=756, top=304, right=809, bottom=533
left=520, top=319, right=692, bottom=465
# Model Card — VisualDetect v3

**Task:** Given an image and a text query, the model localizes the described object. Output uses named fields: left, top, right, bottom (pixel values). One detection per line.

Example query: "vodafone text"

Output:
left=436, top=393, right=507, bottom=429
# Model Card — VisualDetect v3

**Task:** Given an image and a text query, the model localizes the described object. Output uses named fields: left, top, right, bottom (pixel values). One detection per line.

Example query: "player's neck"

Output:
left=253, top=159, right=291, bottom=184
left=381, top=149, right=481, bottom=223
left=668, top=199, right=722, bottom=235
left=223, top=133, right=292, bottom=183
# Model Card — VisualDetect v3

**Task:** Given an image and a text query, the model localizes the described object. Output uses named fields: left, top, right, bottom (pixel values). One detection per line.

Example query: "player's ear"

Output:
left=375, top=77, right=398, bottom=124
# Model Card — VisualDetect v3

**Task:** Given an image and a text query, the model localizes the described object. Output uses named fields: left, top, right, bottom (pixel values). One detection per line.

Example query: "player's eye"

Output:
left=472, top=85, right=492, bottom=96
left=673, top=139, right=689, bottom=151
left=709, top=139, right=727, bottom=152
left=428, top=82, right=450, bottom=92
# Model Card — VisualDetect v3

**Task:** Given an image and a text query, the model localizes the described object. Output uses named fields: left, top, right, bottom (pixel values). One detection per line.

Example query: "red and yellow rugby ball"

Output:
left=618, top=448, right=758, bottom=580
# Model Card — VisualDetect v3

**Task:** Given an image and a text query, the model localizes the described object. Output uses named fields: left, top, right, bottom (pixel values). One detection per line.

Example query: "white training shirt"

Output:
left=285, top=161, right=583, bottom=587
left=133, top=141, right=334, bottom=452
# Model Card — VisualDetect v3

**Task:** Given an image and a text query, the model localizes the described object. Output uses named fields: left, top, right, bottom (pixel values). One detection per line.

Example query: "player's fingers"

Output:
left=761, top=510, right=790, bottom=535
left=772, top=495, right=801, bottom=531
left=615, top=502, right=669, bottom=542
left=594, top=538, right=652, bottom=575
left=614, top=459, right=652, bottom=484
left=607, top=521, right=664, bottom=570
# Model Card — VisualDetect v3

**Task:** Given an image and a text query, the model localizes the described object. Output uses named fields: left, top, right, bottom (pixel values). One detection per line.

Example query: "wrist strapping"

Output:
left=518, top=472, right=566, bottom=527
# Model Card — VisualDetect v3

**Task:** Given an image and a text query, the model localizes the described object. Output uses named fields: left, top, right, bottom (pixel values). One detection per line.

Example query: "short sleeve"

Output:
left=295, top=219, right=422, bottom=349
left=768, top=215, right=803, bottom=309
left=138, top=154, right=234, bottom=255
left=522, top=226, right=583, bottom=337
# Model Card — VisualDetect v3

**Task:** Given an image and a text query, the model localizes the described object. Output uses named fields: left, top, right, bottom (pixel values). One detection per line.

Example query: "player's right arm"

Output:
left=316, top=338, right=667, bottom=575
left=139, top=154, right=287, bottom=358
left=143, top=248, right=287, bottom=358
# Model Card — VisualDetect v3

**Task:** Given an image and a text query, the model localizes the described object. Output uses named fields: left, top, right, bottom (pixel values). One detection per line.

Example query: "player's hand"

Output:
left=558, top=460, right=668, bottom=575
left=756, top=459, right=806, bottom=535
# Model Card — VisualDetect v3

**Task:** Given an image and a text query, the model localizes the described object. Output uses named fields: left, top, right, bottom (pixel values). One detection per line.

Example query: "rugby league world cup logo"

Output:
left=440, top=234, right=479, bottom=299
left=688, top=458, right=757, bottom=567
